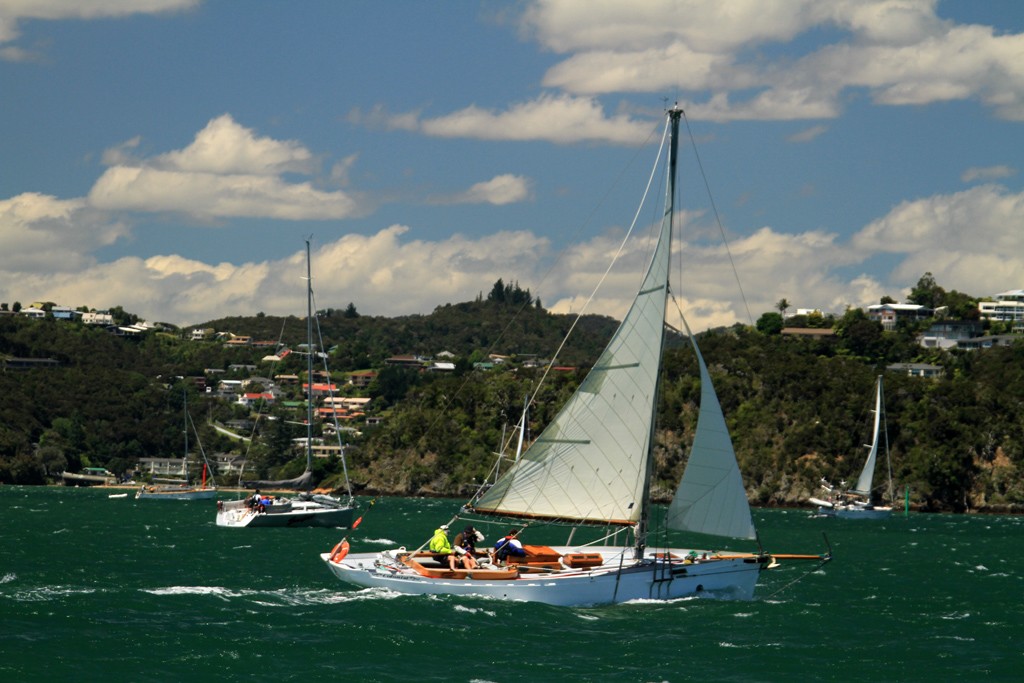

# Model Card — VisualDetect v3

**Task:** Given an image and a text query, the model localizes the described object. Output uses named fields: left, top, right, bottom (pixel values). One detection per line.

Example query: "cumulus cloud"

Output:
left=430, top=174, right=533, bottom=206
left=0, top=192, right=129, bottom=272
left=519, top=0, right=1024, bottom=123
left=88, top=115, right=364, bottom=220
left=356, top=95, right=655, bottom=145
left=4, top=180, right=1023, bottom=329
left=851, top=185, right=1024, bottom=296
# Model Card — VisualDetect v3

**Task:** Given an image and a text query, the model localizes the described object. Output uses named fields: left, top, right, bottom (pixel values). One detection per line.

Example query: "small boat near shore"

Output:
left=137, top=391, right=217, bottom=501
left=810, top=375, right=895, bottom=519
left=216, top=240, right=356, bottom=528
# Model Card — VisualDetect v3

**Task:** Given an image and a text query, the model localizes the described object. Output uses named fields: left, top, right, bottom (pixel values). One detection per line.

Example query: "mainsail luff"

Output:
left=472, top=115, right=679, bottom=526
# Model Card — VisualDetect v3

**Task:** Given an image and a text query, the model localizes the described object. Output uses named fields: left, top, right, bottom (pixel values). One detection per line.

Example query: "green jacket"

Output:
left=429, top=528, right=451, bottom=554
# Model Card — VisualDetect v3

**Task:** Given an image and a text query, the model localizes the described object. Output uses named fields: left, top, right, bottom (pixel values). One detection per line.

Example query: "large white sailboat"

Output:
left=321, top=106, right=828, bottom=605
left=216, top=241, right=357, bottom=528
left=810, top=375, right=895, bottom=520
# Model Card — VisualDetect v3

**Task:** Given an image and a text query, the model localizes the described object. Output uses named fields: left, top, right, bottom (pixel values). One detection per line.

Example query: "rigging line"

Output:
left=310, top=286, right=354, bottom=500
left=761, top=555, right=831, bottom=600
left=464, top=119, right=672, bottom=507
left=679, top=110, right=754, bottom=327
left=402, top=120, right=669, bottom=481
left=525, top=116, right=672, bottom=414
left=234, top=316, right=289, bottom=493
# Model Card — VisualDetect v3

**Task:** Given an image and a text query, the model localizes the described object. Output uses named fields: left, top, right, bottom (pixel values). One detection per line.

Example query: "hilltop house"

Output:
left=868, top=303, right=932, bottom=330
left=918, top=320, right=983, bottom=350
left=978, top=289, right=1024, bottom=331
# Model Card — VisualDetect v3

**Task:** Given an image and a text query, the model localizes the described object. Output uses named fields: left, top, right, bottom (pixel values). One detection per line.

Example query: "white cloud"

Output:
left=787, top=125, right=828, bottom=143
left=852, top=184, right=1024, bottom=296
left=419, top=94, right=654, bottom=144
left=156, top=114, right=315, bottom=176
left=431, top=174, right=533, bottom=206
left=5, top=181, right=1023, bottom=329
left=89, top=166, right=359, bottom=220
left=88, top=115, right=364, bottom=220
left=519, top=0, right=1024, bottom=122
left=522, top=0, right=825, bottom=55
left=962, top=165, right=1016, bottom=183
left=0, top=192, right=128, bottom=272
left=0, top=0, right=198, bottom=58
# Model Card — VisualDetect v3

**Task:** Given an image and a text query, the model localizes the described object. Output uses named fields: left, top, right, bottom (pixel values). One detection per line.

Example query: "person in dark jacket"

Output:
left=452, top=525, right=483, bottom=569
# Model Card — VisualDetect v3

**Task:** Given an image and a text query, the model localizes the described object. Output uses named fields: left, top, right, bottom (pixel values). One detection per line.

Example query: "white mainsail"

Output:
left=472, top=129, right=674, bottom=527
left=852, top=376, right=883, bottom=496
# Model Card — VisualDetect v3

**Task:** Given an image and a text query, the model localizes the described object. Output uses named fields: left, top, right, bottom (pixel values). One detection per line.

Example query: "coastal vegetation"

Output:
left=1, top=276, right=1022, bottom=513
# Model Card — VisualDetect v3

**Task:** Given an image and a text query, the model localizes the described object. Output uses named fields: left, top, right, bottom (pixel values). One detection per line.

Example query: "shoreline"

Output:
left=30, top=482, right=1024, bottom=515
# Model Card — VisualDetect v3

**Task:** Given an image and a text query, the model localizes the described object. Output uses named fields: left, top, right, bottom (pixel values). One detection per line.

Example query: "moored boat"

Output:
left=216, top=240, right=356, bottom=528
left=811, top=375, right=895, bottom=519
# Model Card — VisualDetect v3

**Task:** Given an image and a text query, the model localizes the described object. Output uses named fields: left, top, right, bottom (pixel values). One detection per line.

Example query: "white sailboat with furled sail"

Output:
left=136, top=391, right=217, bottom=501
left=810, top=375, right=894, bottom=519
left=321, top=106, right=828, bottom=605
left=216, top=240, right=357, bottom=528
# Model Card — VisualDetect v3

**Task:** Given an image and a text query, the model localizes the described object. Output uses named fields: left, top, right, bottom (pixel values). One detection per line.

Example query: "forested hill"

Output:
left=196, top=297, right=617, bottom=371
left=1, top=290, right=1022, bottom=513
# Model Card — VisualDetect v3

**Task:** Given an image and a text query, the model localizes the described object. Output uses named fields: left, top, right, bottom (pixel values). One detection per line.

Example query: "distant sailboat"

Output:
left=810, top=375, right=895, bottom=519
left=136, top=392, right=216, bottom=501
left=321, top=106, right=829, bottom=605
left=216, top=240, right=357, bottom=528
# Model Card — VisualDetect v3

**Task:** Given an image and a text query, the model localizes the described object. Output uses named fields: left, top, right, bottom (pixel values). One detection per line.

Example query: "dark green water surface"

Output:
left=1, top=486, right=1021, bottom=681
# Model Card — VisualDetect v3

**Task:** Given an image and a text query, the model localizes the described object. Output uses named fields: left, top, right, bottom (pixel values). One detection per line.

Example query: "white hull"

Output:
left=322, top=546, right=765, bottom=606
left=817, top=505, right=892, bottom=520
left=136, top=486, right=217, bottom=501
left=216, top=497, right=355, bottom=528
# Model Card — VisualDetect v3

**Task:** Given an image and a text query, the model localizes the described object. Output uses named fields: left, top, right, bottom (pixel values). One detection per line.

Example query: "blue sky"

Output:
left=2, top=0, right=1023, bottom=329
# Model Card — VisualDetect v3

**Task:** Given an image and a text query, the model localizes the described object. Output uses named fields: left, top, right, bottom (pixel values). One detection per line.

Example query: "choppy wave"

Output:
left=6, top=585, right=98, bottom=602
left=453, top=603, right=496, bottom=617
left=140, top=584, right=400, bottom=606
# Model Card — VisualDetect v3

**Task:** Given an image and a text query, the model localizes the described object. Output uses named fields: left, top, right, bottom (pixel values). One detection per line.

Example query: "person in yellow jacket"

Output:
left=429, top=524, right=457, bottom=569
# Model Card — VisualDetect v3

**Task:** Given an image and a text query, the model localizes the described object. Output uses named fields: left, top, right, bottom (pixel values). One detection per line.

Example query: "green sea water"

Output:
left=2, top=486, right=1021, bottom=682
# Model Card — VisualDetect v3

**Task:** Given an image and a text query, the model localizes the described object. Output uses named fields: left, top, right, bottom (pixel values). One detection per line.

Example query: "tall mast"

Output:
left=183, top=389, right=189, bottom=483
left=305, top=239, right=314, bottom=482
left=637, top=105, right=682, bottom=556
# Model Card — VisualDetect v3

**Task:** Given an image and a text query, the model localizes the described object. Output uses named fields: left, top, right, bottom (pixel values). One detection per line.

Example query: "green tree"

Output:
left=755, top=312, right=784, bottom=335
left=909, top=272, right=945, bottom=309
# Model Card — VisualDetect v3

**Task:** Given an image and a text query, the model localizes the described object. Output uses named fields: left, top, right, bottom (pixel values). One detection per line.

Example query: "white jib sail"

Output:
left=852, top=376, right=883, bottom=496
left=665, top=336, right=756, bottom=540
